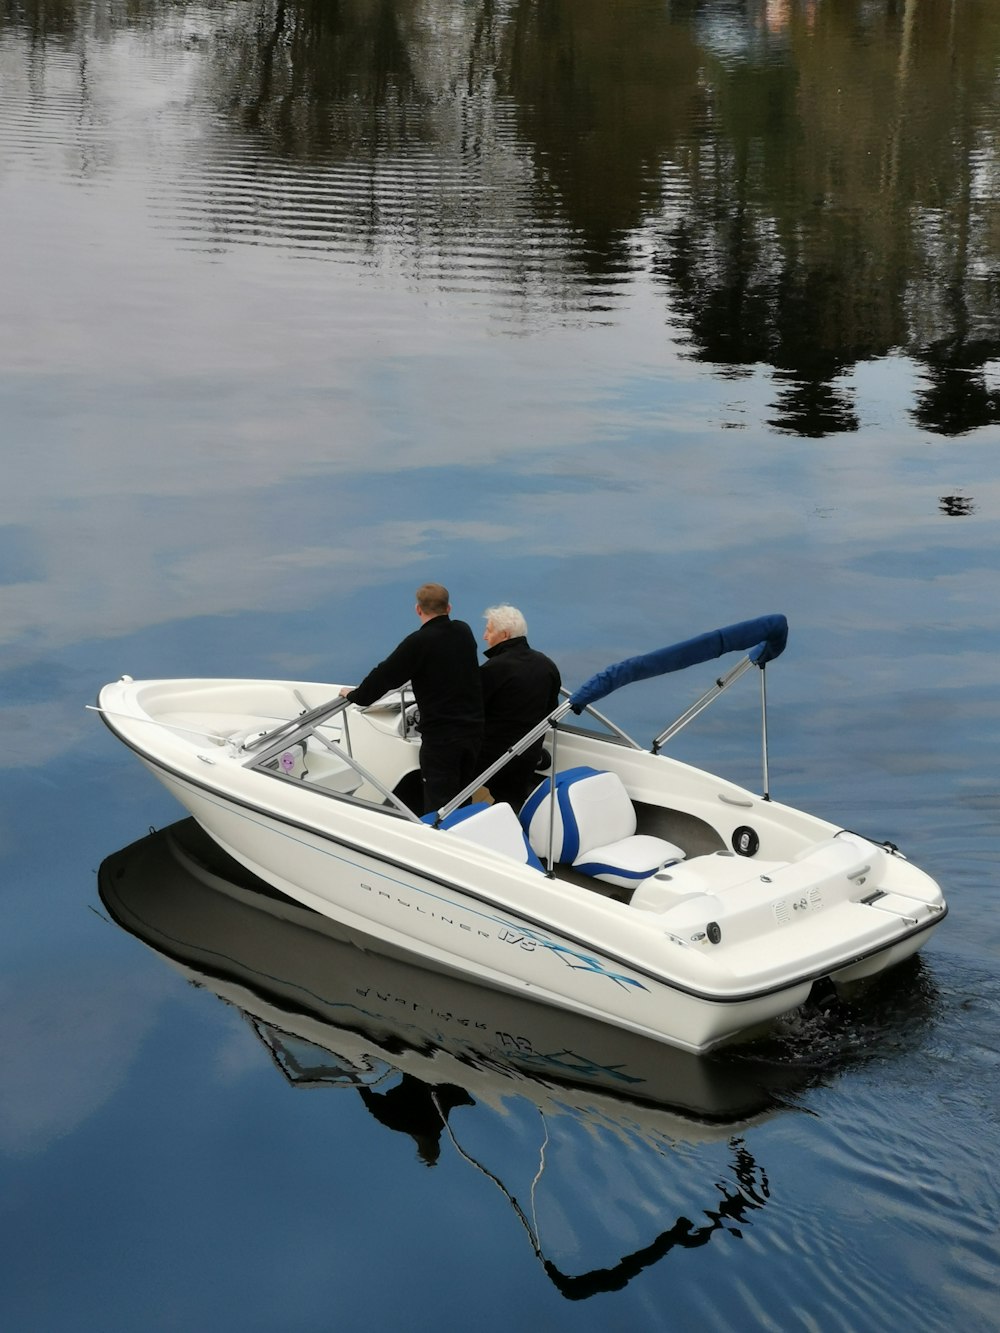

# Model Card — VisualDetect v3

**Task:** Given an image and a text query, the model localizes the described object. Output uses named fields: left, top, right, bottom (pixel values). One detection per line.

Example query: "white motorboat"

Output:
left=93, top=614, right=947, bottom=1055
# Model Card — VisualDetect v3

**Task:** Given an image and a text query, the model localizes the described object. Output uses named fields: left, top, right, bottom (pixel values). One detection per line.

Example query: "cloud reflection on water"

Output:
left=0, top=960, right=175, bottom=1157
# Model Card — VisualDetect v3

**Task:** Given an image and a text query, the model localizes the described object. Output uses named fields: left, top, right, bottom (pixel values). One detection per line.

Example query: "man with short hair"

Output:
left=478, top=604, right=561, bottom=811
left=340, top=583, right=483, bottom=815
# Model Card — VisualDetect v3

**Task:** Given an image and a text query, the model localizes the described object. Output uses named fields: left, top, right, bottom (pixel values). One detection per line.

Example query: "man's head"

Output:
left=416, top=583, right=451, bottom=619
left=483, top=604, right=527, bottom=647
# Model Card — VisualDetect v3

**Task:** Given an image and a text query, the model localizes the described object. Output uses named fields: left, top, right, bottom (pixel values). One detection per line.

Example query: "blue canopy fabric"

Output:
left=568, top=614, right=788, bottom=713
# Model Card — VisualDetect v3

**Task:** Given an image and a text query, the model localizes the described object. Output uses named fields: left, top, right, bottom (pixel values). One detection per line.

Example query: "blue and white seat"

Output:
left=519, top=766, right=685, bottom=889
left=424, top=802, right=545, bottom=871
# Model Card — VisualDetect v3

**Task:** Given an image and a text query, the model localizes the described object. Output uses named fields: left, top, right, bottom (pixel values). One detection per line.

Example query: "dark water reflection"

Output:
left=4, top=0, right=998, bottom=437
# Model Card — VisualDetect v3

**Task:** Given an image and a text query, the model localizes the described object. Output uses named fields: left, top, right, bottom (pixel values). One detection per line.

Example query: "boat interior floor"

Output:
left=634, top=802, right=726, bottom=860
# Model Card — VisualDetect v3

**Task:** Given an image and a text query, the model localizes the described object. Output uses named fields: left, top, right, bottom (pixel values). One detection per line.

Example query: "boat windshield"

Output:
left=242, top=695, right=420, bottom=818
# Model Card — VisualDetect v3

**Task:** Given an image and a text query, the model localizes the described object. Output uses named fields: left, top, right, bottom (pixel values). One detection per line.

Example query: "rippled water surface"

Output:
left=2, top=2, right=999, bottom=1329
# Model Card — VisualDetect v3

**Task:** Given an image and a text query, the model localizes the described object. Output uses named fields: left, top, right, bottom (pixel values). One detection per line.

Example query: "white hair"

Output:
left=483, top=604, right=527, bottom=637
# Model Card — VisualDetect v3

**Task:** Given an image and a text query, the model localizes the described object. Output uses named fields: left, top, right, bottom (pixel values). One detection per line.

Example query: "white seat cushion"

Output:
left=431, top=802, right=544, bottom=871
left=574, top=833, right=685, bottom=889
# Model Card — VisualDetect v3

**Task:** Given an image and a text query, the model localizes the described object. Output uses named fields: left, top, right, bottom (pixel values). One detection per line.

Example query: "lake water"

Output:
left=2, top=1, right=999, bottom=1328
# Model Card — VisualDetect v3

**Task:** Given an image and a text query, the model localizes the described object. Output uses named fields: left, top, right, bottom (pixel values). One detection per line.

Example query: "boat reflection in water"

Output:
left=97, top=819, right=932, bottom=1299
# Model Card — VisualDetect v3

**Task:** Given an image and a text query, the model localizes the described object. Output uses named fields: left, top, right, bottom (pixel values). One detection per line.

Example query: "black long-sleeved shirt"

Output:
left=349, top=615, right=483, bottom=737
left=480, top=635, right=561, bottom=762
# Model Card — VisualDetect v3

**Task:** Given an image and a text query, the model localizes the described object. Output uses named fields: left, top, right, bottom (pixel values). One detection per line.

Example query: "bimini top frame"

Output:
left=439, top=614, right=788, bottom=821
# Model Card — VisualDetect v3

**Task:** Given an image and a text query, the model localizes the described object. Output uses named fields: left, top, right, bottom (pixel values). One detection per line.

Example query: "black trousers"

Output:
left=419, top=729, right=483, bottom=815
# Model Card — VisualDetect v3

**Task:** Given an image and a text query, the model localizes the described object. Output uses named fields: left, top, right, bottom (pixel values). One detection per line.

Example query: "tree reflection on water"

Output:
left=5, top=0, right=998, bottom=436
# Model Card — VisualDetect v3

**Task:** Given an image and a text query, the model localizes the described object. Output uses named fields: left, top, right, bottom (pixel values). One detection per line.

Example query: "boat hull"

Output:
left=100, top=818, right=824, bottom=1128
left=139, top=753, right=896, bottom=1055
left=98, top=675, right=948, bottom=1055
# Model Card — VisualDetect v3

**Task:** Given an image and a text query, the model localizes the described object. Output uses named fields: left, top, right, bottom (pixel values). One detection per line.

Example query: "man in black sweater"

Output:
left=479, top=604, right=561, bottom=812
left=340, top=583, right=483, bottom=815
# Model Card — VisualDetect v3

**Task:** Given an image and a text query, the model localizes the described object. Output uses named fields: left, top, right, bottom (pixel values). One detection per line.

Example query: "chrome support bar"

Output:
left=559, top=688, right=642, bottom=750
left=433, top=700, right=576, bottom=823
left=651, top=656, right=755, bottom=752
left=544, top=726, right=559, bottom=875
left=298, top=726, right=419, bottom=820
left=760, top=663, right=771, bottom=800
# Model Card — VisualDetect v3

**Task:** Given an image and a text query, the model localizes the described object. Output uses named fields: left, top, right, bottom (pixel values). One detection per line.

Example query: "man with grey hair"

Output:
left=479, top=604, right=561, bottom=811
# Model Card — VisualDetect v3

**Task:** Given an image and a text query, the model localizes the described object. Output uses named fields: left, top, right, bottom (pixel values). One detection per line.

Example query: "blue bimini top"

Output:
left=568, top=614, right=788, bottom=713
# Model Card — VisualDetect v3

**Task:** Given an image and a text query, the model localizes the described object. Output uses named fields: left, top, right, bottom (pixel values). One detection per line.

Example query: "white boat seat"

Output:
left=520, top=766, right=685, bottom=889
left=424, top=802, right=545, bottom=871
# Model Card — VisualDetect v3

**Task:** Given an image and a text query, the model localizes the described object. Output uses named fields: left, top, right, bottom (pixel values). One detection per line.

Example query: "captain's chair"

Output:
left=520, top=766, right=685, bottom=888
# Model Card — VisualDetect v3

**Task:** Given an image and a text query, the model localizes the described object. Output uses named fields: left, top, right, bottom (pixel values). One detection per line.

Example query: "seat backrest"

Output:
left=426, top=801, right=544, bottom=871
left=521, top=767, right=637, bottom=863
